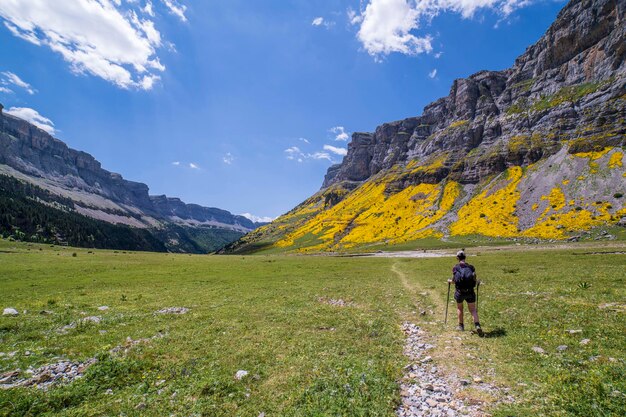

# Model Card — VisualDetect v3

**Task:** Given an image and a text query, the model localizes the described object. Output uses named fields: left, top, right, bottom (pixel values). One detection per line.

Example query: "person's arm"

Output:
left=448, top=266, right=456, bottom=284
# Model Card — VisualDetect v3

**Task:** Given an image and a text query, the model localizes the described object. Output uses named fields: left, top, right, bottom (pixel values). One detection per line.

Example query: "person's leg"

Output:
left=467, top=302, right=479, bottom=324
left=468, top=302, right=483, bottom=335
left=456, top=302, right=464, bottom=330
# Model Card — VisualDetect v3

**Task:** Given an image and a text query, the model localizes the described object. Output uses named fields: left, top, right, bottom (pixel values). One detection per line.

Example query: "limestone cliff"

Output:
left=226, top=0, right=626, bottom=254
left=0, top=111, right=261, bottom=252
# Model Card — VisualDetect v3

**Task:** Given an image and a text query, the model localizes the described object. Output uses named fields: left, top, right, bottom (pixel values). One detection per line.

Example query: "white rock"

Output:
left=81, top=316, right=101, bottom=324
left=3, top=308, right=18, bottom=316
left=580, top=338, right=591, bottom=345
left=235, top=370, right=249, bottom=380
left=155, top=307, right=189, bottom=315
left=556, top=345, right=568, bottom=352
left=98, top=306, right=109, bottom=311
left=532, top=346, right=546, bottom=354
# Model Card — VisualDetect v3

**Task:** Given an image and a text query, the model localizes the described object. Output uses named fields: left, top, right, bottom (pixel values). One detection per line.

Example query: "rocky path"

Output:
left=392, top=263, right=512, bottom=417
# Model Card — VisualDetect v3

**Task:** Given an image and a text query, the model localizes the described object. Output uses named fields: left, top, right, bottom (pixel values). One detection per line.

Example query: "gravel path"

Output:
left=397, top=322, right=514, bottom=417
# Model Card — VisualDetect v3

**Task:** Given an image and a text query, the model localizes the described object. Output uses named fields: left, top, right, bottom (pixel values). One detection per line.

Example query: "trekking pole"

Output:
left=476, top=280, right=480, bottom=313
left=444, top=282, right=451, bottom=325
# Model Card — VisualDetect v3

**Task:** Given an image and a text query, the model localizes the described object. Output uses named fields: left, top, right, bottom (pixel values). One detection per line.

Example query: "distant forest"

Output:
left=0, top=175, right=243, bottom=253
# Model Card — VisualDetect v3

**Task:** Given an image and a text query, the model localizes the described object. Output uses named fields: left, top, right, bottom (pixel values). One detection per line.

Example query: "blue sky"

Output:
left=0, top=0, right=566, bottom=221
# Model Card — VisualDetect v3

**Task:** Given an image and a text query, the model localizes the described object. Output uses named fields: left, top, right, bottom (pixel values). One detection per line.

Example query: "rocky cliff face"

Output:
left=227, top=0, right=626, bottom=254
left=0, top=110, right=261, bottom=243
left=323, top=0, right=625, bottom=189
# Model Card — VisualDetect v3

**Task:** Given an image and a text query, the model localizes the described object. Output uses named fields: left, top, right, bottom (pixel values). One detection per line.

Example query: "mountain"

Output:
left=0, top=110, right=264, bottom=252
left=225, top=0, right=626, bottom=254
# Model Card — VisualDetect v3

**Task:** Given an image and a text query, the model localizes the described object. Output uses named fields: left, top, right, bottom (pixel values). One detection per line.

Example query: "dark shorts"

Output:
left=454, top=289, right=476, bottom=304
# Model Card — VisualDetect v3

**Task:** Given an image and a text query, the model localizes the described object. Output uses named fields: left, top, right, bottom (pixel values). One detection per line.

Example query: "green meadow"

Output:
left=0, top=239, right=624, bottom=416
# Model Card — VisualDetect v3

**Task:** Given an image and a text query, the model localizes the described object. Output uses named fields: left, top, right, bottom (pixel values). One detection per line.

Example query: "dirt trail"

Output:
left=391, top=262, right=446, bottom=313
left=391, top=262, right=511, bottom=417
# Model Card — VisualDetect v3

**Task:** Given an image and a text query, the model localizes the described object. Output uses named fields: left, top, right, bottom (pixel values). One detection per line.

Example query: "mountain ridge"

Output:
left=0, top=109, right=264, bottom=252
left=225, top=0, right=626, bottom=254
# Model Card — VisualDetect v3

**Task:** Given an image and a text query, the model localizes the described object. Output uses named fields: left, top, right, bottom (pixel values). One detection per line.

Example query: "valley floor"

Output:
left=0, top=240, right=624, bottom=416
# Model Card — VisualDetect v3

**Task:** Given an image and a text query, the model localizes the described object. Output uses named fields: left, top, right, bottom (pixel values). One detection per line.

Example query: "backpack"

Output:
left=454, top=264, right=476, bottom=290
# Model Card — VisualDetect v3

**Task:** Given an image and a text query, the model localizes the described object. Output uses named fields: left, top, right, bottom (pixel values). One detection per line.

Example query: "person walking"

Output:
left=447, top=250, right=483, bottom=336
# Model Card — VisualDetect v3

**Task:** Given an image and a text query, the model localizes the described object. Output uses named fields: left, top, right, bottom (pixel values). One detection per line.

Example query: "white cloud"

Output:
left=0, top=0, right=182, bottom=90
left=285, top=146, right=335, bottom=163
left=172, top=161, right=180, bottom=166
left=162, top=0, right=187, bottom=22
left=285, top=146, right=302, bottom=160
left=428, top=68, right=437, bottom=78
left=312, top=16, right=334, bottom=28
left=347, top=8, right=363, bottom=25
left=323, top=144, right=348, bottom=156
left=434, top=51, right=443, bottom=58
left=353, top=0, right=535, bottom=59
left=0, top=86, right=13, bottom=94
left=310, top=151, right=332, bottom=161
left=223, top=152, right=234, bottom=165
left=298, top=137, right=310, bottom=144
left=189, top=162, right=200, bottom=169
left=356, top=0, right=434, bottom=59
left=330, top=126, right=350, bottom=141
left=6, top=107, right=55, bottom=135
left=239, top=213, right=275, bottom=223
left=143, top=1, right=155, bottom=17
left=1, top=71, right=36, bottom=94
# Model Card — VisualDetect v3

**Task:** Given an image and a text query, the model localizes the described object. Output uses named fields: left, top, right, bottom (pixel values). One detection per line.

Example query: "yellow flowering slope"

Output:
left=274, top=172, right=462, bottom=251
left=449, top=166, right=523, bottom=237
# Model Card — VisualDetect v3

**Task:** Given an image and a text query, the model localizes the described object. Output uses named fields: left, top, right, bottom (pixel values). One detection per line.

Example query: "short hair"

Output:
left=456, top=250, right=466, bottom=260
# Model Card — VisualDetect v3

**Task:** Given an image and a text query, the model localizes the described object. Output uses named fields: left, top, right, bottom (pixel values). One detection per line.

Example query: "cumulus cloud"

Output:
left=239, top=213, right=275, bottom=223
left=6, top=107, right=55, bottom=134
left=356, top=0, right=434, bottom=59
left=0, top=0, right=185, bottom=90
left=223, top=152, right=234, bottom=165
left=0, top=87, right=13, bottom=94
left=171, top=161, right=181, bottom=166
left=1, top=71, right=36, bottom=94
left=428, top=68, right=437, bottom=78
left=189, top=162, right=200, bottom=169
left=323, top=144, right=348, bottom=156
left=353, top=0, right=536, bottom=59
left=330, top=126, right=350, bottom=141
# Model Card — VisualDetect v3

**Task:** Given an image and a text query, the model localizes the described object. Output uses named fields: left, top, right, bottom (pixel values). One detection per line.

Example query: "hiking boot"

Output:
left=456, top=324, right=464, bottom=331
left=475, top=325, right=484, bottom=337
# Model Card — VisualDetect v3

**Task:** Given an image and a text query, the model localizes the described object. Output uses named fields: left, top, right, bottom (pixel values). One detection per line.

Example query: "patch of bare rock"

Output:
left=0, top=333, right=165, bottom=390
left=397, top=322, right=513, bottom=417
left=155, top=307, right=189, bottom=315
left=318, top=297, right=355, bottom=307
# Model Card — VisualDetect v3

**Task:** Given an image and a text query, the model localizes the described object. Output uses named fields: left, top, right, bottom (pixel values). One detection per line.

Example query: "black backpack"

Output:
left=454, top=264, right=476, bottom=290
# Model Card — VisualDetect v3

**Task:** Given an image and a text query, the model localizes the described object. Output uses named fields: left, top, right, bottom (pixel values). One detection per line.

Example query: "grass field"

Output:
left=1, top=239, right=625, bottom=416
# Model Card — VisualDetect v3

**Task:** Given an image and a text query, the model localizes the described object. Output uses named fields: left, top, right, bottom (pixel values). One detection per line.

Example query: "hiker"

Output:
left=448, top=250, right=483, bottom=336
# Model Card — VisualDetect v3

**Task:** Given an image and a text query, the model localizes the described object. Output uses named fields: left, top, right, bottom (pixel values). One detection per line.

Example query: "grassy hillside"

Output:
left=1, top=240, right=624, bottom=416
left=0, top=175, right=167, bottom=252
left=229, top=146, right=625, bottom=254
left=0, top=175, right=244, bottom=253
